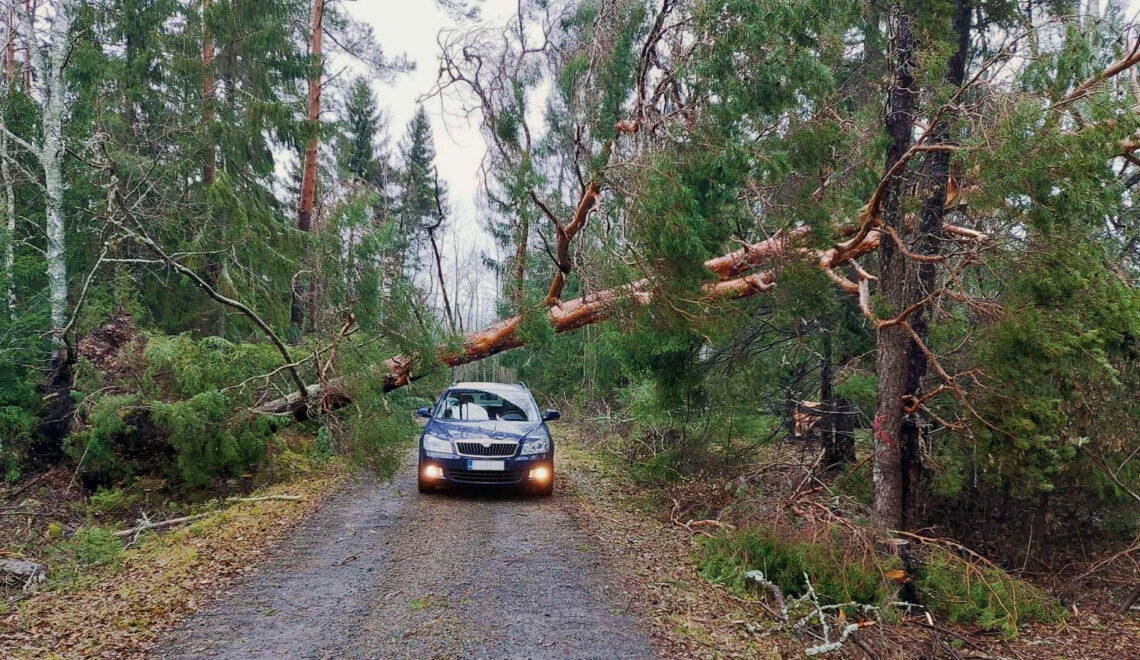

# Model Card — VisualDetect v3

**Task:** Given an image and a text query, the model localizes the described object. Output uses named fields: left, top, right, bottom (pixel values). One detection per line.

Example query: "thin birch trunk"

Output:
left=2, top=124, right=13, bottom=315
left=0, top=18, right=12, bottom=315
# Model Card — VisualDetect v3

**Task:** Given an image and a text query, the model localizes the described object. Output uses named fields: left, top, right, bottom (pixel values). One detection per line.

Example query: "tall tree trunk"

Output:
left=1, top=19, right=13, bottom=316
left=4, top=9, right=13, bottom=82
left=202, top=0, right=215, bottom=186
left=1, top=125, right=12, bottom=316
left=41, top=2, right=71, bottom=341
left=201, top=0, right=226, bottom=336
left=21, top=0, right=32, bottom=90
left=511, top=214, right=527, bottom=308
left=872, top=8, right=917, bottom=530
left=899, top=0, right=972, bottom=527
left=292, top=0, right=324, bottom=331
left=872, top=3, right=971, bottom=529
left=428, top=227, right=455, bottom=331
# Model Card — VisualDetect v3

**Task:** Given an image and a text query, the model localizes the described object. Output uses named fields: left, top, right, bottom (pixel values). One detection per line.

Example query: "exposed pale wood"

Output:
left=111, top=513, right=211, bottom=538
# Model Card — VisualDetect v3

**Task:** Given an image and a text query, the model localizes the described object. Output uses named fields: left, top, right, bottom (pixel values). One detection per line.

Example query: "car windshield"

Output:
left=434, top=388, right=537, bottom=422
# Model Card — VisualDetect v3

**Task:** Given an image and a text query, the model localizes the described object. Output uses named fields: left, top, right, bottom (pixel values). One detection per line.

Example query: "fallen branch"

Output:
left=226, top=495, right=302, bottom=503
left=96, top=137, right=309, bottom=405
left=112, top=513, right=210, bottom=539
left=742, top=570, right=882, bottom=656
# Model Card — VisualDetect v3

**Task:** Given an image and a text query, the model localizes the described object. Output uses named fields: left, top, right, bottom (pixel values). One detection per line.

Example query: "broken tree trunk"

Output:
left=255, top=218, right=980, bottom=419
left=255, top=225, right=825, bottom=418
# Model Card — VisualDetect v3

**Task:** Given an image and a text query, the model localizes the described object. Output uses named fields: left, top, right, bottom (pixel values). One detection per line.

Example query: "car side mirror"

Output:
left=542, top=409, right=561, bottom=422
left=416, top=407, right=432, bottom=419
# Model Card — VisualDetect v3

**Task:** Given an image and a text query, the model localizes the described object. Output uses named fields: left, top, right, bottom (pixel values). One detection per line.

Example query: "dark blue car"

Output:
left=416, top=382, right=559, bottom=496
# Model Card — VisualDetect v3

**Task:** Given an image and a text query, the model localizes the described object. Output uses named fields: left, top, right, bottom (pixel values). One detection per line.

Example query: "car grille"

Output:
left=448, top=467, right=523, bottom=484
left=456, top=441, right=516, bottom=457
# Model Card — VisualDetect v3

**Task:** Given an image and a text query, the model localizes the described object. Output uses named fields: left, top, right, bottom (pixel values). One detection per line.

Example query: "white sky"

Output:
left=345, top=0, right=518, bottom=247
left=338, top=0, right=522, bottom=326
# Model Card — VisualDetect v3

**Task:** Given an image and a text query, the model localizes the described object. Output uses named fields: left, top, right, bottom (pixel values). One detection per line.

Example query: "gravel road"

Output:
left=150, top=451, right=654, bottom=659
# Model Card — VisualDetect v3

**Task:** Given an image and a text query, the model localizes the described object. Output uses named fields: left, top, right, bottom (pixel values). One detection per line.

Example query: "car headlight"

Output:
left=422, top=434, right=453, bottom=454
left=520, top=436, right=550, bottom=455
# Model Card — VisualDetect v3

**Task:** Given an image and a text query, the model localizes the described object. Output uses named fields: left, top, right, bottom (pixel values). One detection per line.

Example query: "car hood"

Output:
left=424, top=419, right=543, bottom=442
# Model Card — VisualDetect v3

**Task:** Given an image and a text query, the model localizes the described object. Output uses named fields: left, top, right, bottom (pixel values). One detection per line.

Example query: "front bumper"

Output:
left=420, top=453, right=553, bottom=486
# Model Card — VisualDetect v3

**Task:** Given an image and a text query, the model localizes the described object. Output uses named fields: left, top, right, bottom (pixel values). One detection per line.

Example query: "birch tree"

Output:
left=0, top=13, right=15, bottom=316
left=1, top=0, right=75, bottom=340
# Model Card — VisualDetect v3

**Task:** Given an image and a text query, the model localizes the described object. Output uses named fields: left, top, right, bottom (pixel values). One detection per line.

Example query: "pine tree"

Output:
left=338, top=77, right=382, bottom=185
left=396, top=106, right=440, bottom=272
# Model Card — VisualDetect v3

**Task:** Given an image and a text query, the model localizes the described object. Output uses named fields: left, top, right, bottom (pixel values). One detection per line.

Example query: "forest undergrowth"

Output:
left=561, top=406, right=1140, bottom=659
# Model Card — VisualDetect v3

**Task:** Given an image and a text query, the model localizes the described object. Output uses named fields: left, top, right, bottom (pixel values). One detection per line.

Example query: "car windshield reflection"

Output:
left=433, top=388, right=538, bottom=422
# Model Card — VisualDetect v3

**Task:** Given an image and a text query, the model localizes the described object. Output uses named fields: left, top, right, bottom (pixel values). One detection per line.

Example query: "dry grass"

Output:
left=0, top=461, right=349, bottom=659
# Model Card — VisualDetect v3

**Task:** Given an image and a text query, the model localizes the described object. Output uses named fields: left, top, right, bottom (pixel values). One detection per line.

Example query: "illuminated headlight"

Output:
left=422, top=434, right=453, bottom=455
left=520, top=436, right=550, bottom=455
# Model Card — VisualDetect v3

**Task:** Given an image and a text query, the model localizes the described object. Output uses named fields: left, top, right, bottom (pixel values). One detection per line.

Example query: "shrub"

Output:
left=88, top=487, right=141, bottom=517
left=916, top=547, right=1066, bottom=637
left=44, top=527, right=125, bottom=586
left=698, top=526, right=898, bottom=608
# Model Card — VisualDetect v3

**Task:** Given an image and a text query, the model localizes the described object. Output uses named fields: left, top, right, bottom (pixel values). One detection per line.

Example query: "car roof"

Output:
left=449, top=381, right=527, bottom=391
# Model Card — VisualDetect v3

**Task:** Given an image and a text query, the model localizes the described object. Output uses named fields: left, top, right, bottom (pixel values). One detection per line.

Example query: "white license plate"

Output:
left=467, top=460, right=505, bottom=471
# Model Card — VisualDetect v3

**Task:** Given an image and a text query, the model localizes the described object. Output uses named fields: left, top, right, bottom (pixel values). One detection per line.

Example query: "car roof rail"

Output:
left=516, top=381, right=528, bottom=388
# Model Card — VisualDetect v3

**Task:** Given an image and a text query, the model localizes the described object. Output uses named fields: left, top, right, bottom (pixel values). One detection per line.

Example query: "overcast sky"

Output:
left=344, top=0, right=519, bottom=247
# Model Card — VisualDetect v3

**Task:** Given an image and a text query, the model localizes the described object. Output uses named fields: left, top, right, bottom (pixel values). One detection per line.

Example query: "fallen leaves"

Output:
left=0, top=463, right=348, bottom=659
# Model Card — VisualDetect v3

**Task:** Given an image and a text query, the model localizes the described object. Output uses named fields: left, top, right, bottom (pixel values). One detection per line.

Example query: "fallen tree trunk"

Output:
left=256, top=227, right=815, bottom=417
left=258, top=270, right=779, bottom=417
left=255, top=223, right=976, bottom=418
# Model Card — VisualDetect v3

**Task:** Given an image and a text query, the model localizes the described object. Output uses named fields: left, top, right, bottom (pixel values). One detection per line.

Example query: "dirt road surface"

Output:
left=150, top=451, right=654, bottom=659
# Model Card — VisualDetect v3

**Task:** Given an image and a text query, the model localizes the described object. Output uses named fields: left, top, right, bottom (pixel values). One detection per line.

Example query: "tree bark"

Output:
left=0, top=18, right=13, bottom=315
left=899, top=0, right=971, bottom=527
left=21, top=0, right=32, bottom=90
left=543, top=180, right=599, bottom=304
left=202, top=0, right=215, bottom=186
left=292, top=0, right=324, bottom=330
left=872, top=3, right=971, bottom=530
left=512, top=214, right=528, bottom=308
left=1, top=122, right=12, bottom=315
left=37, top=0, right=72, bottom=340
left=4, top=9, right=13, bottom=83
left=872, top=8, right=917, bottom=530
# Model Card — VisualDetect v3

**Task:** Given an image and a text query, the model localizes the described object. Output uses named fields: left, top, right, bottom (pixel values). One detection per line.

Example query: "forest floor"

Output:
left=557, top=428, right=1140, bottom=659
left=2, top=426, right=1137, bottom=658
left=0, top=457, right=352, bottom=658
